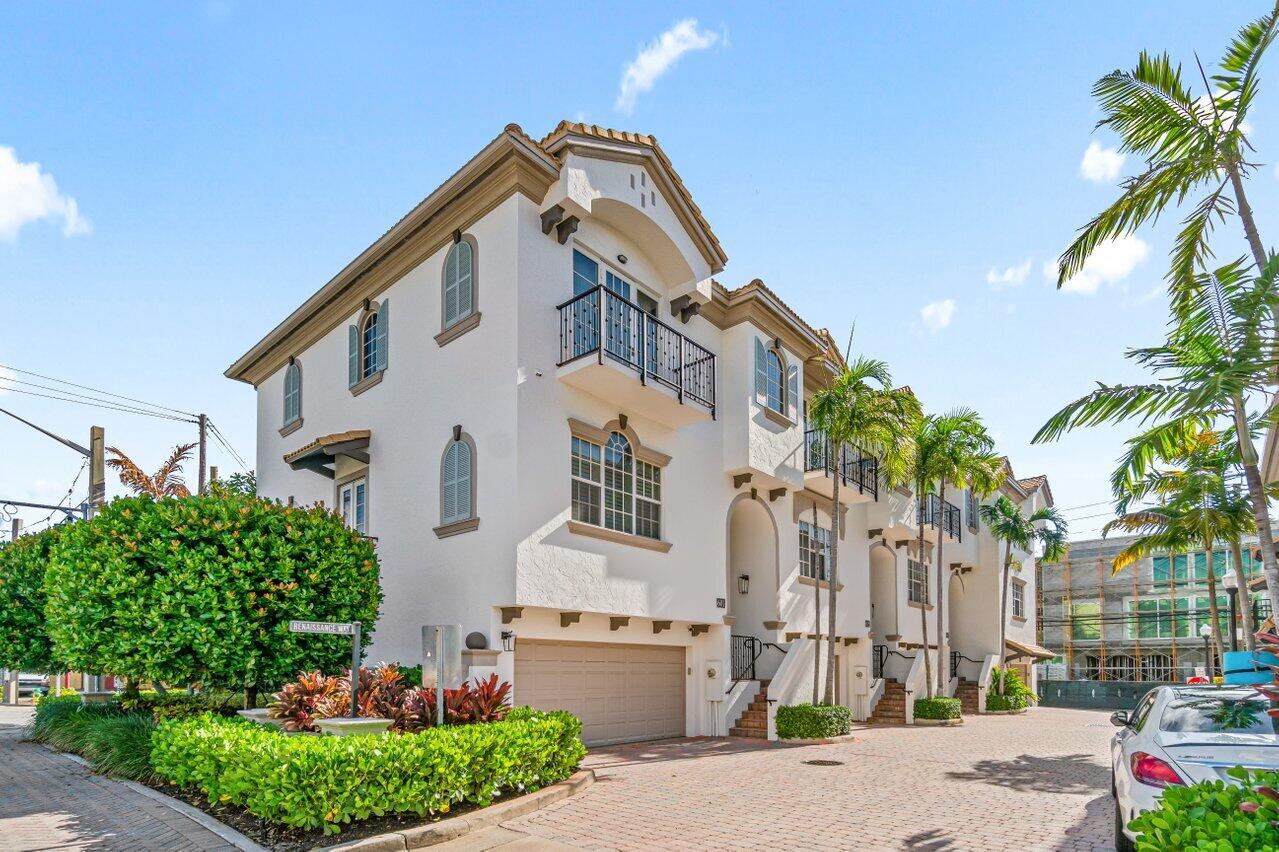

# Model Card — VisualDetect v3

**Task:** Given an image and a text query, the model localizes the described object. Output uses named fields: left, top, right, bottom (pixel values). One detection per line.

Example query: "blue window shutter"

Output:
left=348, top=325, right=358, bottom=387
left=787, top=364, right=799, bottom=422
left=375, top=299, right=389, bottom=371
left=754, top=338, right=767, bottom=401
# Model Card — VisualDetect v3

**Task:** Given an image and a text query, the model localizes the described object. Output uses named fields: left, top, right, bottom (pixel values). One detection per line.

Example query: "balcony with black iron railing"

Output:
left=556, top=285, right=715, bottom=428
left=917, top=493, right=962, bottom=541
left=802, top=428, right=879, bottom=503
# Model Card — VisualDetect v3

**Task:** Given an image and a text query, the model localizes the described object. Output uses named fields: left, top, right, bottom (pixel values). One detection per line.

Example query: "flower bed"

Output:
left=913, top=697, right=962, bottom=721
left=775, top=703, right=853, bottom=739
left=151, top=707, right=585, bottom=835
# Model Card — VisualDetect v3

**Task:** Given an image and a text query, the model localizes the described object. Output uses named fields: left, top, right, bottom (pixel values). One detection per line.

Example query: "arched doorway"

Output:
left=869, top=544, right=897, bottom=643
left=947, top=572, right=968, bottom=681
left=726, top=495, right=779, bottom=680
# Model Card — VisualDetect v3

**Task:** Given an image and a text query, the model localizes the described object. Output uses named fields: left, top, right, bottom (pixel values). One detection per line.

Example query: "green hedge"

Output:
left=1130, top=767, right=1279, bottom=849
left=986, top=692, right=1029, bottom=712
left=151, top=708, right=586, bottom=834
left=775, top=703, right=853, bottom=739
left=30, top=696, right=156, bottom=782
left=0, top=527, right=64, bottom=672
left=913, top=697, right=962, bottom=720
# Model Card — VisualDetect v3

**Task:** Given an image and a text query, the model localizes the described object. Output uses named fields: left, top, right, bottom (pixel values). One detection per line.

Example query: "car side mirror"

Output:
left=1110, top=710, right=1130, bottom=728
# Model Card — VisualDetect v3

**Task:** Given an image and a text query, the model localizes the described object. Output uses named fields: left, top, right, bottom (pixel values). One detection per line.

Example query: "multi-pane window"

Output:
left=799, top=521, right=831, bottom=581
left=340, top=478, right=367, bottom=535
left=765, top=351, right=784, bottom=413
left=361, top=313, right=379, bottom=380
left=1152, top=550, right=1260, bottom=585
left=907, top=557, right=928, bottom=605
left=966, top=490, right=979, bottom=532
left=1011, top=582, right=1025, bottom=618
left=283, top=362, right=301, bottom=426
left=443, top=240, right=474, bottom=328
left=571, top=432, right=661, bottom=540
left=441, top=440, right=473, bottom=525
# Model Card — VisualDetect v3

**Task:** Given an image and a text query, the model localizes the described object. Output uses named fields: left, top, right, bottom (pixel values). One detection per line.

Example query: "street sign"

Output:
left=289, top=620, right=357, bottom=635
left=291, top=620, right=363, bottom=718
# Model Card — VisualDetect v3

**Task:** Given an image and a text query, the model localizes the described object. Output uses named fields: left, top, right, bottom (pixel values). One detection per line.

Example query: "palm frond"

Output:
left=106, top=446, right=156, bottom=497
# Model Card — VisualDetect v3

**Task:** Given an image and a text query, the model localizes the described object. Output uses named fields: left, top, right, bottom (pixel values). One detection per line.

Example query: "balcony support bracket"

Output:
left=609, top=616, right=630, bottom=632
left=652, top=620, right=672, bottom=635
left=560, top=611, right=582, bottom=628
left=868, top=528, right=883, bottom=539
left=500, top=607, right=524, bottom=625
left=540, top=205, right=564, bottom=235
left=733, top=473, right=753, bottom=489
left=689, top=624, right=710, bottom=637
left=768, top=487, right=786, bottom=502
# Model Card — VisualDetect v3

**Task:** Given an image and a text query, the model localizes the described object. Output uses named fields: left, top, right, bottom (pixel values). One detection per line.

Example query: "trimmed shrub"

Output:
left=119, top=690, right=242, bottom=721
left=151, top=709, right=586, bottom=834
left=46, top=493, right=382, bottom=694
left=986, top=692, right=1029, bottom=712
left=775, top=703, right=853, bottom=739
left=913, top=697, right=962, bottom=720
left=29, top=696, right=156, bottom=782
left=1129, top=767, right=1279, bottom=849
left=0, top=527, right=64, bottom=672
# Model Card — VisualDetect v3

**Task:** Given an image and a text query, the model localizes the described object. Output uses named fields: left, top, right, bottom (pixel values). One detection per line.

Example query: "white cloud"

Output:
left=1051, top=235, right=1150, bottom=295
left=986, top=258, right=1032, bottom=289
left=0, top=147, right=91, bottom=241
left=920, top=299, right=956, bottom=332
left=1079, top=141, right=1125, bottom=183
left=615, top=19, right=720, bottom=114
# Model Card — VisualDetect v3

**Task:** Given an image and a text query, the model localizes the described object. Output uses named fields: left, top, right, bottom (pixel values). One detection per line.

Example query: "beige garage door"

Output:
left=515, top=639, right=686, bottom=746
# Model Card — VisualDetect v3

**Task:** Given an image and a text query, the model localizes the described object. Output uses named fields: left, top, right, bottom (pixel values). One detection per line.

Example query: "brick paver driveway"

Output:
left=0, top=705, right=238, bottom=851
left=499, top=707, right=1116, bottom=851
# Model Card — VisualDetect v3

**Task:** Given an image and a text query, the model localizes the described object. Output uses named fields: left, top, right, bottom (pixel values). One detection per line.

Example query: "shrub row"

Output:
left=985, top=692, right=1029, bottom=712
left=913, top=697, right=962, bottom=720
left=30, top=695, right=156, bottom=782
left=775, top=703, right=853, bottom=739
left=1130, top=767, right=1279, bottom=849
left=151, top=707, right=586, bottom=834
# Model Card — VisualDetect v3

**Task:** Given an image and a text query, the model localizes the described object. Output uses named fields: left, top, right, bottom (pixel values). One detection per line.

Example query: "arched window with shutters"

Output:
left=437, top=235, right=480, bottom=346
left=348, top=300, right=389, bottom=394
left=282, top=360, right=302, bottom=430
left=753, top=337, right=799, bottom=423
left=436, top=432, right=478, bottom=536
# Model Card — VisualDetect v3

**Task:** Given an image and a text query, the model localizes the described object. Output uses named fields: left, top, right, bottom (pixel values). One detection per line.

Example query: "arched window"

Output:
left=282, top=361, right=302, bottom=426
left=361, top=313, right=379, bottom=380
left=765, top=351, right=784, bottom=413
left=754, top=338, right=798, bottom=421
left=570, top=425, right=663, bottom=541
left=348, top=299, right=389, bottom=390
left=443, top=239, right=474, bottom=329
left=441, top=438, right=474, bottom=526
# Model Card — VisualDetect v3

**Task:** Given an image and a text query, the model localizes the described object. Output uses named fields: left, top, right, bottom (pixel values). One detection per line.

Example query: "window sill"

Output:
left=279, top=418, right=304, bottom=438
left=798, top=575, right=844, bottom=592
left=758, top=403, right=796, bottom=429
left=435, top=312, right=482, bottom=347
left=1011, top=616, right=1028, bottom=624
left=566, top=519, right=672, bottom=553
left=350, top=370, right=385, bottom=397
left=908, top=600, right=934, bottom=612
left=434, top=517, right=480, bottom=539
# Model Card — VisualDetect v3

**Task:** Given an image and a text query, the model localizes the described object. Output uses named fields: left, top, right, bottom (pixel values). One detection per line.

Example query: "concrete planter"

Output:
left=778, top=733, right=860, bottom=746
left=236, top=708, right=285, bottom=728
left=984, top=707, right=1028, bottom=716
left=314, top=717, right=394, bottom=737
left=913, top=717, right=963, bottom=727
left=79, top=692, right=117, bottom=705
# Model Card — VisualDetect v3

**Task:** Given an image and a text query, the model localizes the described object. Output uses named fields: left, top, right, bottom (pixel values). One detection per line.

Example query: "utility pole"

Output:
left=9, top=517, right=22, bottom=541
left=198, top=414, right=208, bottom=495
left=88, top=426, right=105, bottom=517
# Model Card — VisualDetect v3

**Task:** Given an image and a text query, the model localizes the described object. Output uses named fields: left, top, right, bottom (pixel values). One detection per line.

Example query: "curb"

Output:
left=777, top=733, right=860, bottom=746
left=913, top=718, right=964, bottom=727
left=42, top=746, right=265, bottom=851
left=321, top=769, right=596, bottom=851
left=984, top=708, right=1029, bottom=716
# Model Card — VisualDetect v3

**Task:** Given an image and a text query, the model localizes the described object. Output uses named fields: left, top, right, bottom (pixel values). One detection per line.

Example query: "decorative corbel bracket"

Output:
left=500, top=607, right=524, bottom=625
left=560, top=611, right=582, bottom=628
left=609, top=616, right=630, bottom=632
left=652, top=620, right=673, bottom=634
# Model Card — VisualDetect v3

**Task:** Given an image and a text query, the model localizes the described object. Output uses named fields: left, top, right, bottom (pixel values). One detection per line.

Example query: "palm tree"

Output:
left=809, top=357, right=920, bottom=705
left=1057, top=8, right=1276, bottom=302
left=1036, top=258, right=1279, bottom=633
left=980, top=496, right=1069, bottom=694
left=106, top=443, right=197, bottom=498
left=918, top=410, right=1003, bottom=690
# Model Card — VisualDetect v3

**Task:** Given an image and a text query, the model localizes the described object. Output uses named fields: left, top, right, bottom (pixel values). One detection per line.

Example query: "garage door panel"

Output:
left=516, top=639, right=686, bottom=746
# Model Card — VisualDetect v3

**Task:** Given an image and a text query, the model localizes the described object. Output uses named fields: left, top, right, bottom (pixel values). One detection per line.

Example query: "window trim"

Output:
left=907, top=555, right=929, bottom=606
left=566, top=417, right=671, bottom=549
left=435, top=432, right=479, bottom=537
left=350, top=300, right=387, bottom=395
left=799, top=519, right=831, bottom=582
left=1011, top=580, right=1026, bottom=620
left=437, top=234, right=482, bottom=346
left=279, top=360, right=304, bottom=437
left=336, top=472, right=369, bottom=536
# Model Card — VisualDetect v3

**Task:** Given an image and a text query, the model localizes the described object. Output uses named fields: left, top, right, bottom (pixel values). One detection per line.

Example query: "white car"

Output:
left=1110, top=685, right=1279, bottom=850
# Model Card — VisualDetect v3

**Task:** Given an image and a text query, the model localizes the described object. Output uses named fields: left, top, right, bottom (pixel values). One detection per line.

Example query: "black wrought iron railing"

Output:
left=917, top=494, right=962, bottom=541
left=557, top=285, right=716, bottom=416
left=731, top=635, right=760, bottom=681
left=943, top=502, right=962, bottom=542
left=872, top=645, right=887, bottom=680
left=802, top=429, right=879, bottom=500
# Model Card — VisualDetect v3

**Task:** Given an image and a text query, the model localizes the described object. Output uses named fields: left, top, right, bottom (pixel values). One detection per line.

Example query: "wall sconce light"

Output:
left=617, top=254, right=628, bottom=265
left=738, top=574, right=750, bottom=595
left=500, top=630, right=516, bottom=652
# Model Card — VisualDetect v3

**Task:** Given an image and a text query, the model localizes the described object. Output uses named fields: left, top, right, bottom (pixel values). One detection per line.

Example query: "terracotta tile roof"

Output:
left=1017, top=475, right=1047, bottom=492
left=283, top=430, right=371, bottom=464
left=537, top=121, right=727, bottom=267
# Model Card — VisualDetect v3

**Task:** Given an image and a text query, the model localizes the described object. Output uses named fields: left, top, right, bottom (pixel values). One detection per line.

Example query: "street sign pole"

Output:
left=288, top=619, right=362, bottom=718
left=350, top=621, right=361, bottom=719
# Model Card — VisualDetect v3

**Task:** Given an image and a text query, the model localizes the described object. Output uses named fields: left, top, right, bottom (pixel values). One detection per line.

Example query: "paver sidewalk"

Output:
left=0, top=705, right=238, bottom=851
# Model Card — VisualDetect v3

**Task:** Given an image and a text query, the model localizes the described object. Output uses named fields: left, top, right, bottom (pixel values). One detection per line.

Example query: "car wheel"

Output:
left=1114, top=797, right=1134, bottom=852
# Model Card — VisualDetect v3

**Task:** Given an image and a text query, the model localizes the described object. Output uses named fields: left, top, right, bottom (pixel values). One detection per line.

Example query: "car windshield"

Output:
left=1159, top=695, right=1278, bottom=734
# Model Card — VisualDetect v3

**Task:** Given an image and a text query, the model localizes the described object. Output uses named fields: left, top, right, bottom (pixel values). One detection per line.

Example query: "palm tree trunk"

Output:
left=1227, top=165, right=1269, bottom=273
left=823, top=461, right=840, bottom=705
left=1205, top=548, right=1225, bottom=679
left=918, top=495, right=933, bottom=699
left=936, top=483, right=948, bottom=693
left=1233, top=398, right=1279, bottom=628
left=812, top=507, right=821, bottom=705
left=1230, top=537, right=1256, bottom=653
left=998, top=541, right=1012, bottom=696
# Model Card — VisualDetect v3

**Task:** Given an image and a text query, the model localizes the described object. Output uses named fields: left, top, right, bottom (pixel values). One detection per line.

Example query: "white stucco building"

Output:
left=226, top=121, right=1055, bottom=744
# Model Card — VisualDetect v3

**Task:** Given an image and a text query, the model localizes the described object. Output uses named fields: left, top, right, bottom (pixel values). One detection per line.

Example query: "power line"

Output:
left=206, top=420, right=250, bottom=473
left=0, top=363, right=198, bottom=419
left=0, top=386, right=196, bottom=422
left=0, top=377, right=199, bottom=423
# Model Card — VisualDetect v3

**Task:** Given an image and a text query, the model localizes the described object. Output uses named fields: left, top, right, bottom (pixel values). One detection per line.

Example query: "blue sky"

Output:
left=0, top=2, right=1272, bottom=538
